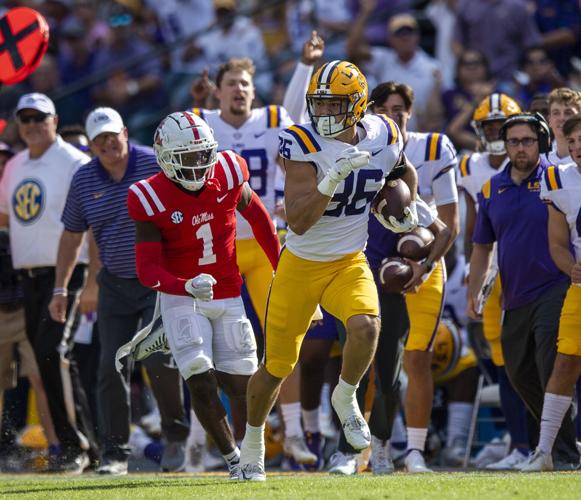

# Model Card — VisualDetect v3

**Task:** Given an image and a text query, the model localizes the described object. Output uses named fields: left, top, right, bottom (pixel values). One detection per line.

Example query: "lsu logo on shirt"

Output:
left=12, top=178, right=45, bottom=224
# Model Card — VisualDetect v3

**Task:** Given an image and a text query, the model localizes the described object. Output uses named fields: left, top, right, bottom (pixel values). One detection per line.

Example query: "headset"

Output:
left=499, top=112, right=552, bottom=154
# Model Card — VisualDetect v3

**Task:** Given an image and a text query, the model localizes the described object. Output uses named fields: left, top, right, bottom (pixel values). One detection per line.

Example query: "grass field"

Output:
left=1, top=472, right=580, bottom=499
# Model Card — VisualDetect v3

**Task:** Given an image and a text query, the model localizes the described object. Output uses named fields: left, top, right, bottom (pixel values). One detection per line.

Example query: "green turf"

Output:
left=1, top=472, right=580, bottom=499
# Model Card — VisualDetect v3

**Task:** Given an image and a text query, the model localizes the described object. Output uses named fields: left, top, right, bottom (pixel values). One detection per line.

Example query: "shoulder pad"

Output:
left=215, top=151, right=249, bottom=190
left=424, top=133, right=444, bottom=162
left=544, top=165, right=563, bottom=192
left=280, top=125, right=322, bottom=158
left=127, top=178, right=167, bottom=220
left=481, top=179, right=491, bottom=200
left=375, top=114, right=400, bottom=146
left=458, top=154, right=471, bottom=178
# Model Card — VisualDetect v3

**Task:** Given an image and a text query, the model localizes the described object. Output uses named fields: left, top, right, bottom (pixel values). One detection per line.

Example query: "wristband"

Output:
left=53, top=287, right=68, bottom=297
left=317, top=174, right=339, bottom=197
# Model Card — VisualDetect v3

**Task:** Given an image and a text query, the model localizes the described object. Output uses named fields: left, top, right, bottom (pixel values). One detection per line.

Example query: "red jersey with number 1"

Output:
left=127, top=150, right=249, bottom=299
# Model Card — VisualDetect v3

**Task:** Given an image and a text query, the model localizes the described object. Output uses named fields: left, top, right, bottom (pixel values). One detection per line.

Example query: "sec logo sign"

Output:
left=12, top=178, right=44, bottom=224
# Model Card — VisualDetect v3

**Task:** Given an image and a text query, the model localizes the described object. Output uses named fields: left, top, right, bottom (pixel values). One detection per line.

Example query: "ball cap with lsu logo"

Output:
left=85, top=107, right=125, bottom=141
left=15, top=93, right=56, bottom=116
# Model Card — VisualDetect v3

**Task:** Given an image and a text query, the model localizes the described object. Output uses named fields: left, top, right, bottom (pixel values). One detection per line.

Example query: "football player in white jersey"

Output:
left=190, top=57, right=320, bottom=464
left=238, top=60, right=419, bottom=481
left=369, top=81, right=459, bottom=472
left=521, top=115, right=581, bottom=471
left=544, top=88, right=581, bottom=166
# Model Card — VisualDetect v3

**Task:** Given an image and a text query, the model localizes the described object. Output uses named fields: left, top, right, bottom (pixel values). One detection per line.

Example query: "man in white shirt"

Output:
left=545, top=88, right=581, bottom=166
left=346, top=10, right=441, bottom=131
left=0, top=93, right=96, bottom=474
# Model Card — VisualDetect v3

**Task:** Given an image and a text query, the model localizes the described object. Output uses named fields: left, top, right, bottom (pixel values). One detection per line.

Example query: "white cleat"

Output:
left=228, top=462, right=241, bottom=480
left=485, top=448, right=528, bottom=471
left=404, top=450, right=432, bottom=473
left=283, top=435, right=317, bottom=464
left=341, top=415, right=371, bottom=451
left=520, top=448, right=554, bottom=472
left=240, top=463, right=266, bottom=481
left=472, top=437, right=509, bottom=468
left=328, top=451, right=357, bottom=475
left=371, top=436, right=394, bottom=474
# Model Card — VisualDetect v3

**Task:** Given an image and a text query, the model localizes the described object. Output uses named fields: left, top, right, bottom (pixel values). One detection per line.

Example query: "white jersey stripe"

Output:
left=219, top=155, right=234, bottom=190
left=224, top=150, right=244, bottom=185
left=129, top=184, right=154, bottom=216
left=139, top=179, right=166, bottom=213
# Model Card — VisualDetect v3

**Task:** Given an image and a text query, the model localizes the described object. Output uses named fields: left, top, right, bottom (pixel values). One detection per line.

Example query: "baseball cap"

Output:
left=85, top=107, right=125, bottom=141
left=15, top=93, right=56, bottom=115
left=388, top=14, right=418, bottom=35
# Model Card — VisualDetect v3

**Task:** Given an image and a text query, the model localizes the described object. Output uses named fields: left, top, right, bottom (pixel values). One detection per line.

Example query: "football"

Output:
left=372, top=178, right=412, bottom=223
left=379, top=257, right=413, bottom=293
left=397, top=226, right=435, bottom=261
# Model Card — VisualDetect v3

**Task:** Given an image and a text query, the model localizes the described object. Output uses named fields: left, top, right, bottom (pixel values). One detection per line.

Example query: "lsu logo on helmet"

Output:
left=471, top=93, right=521, bottom=155
left=306, top=60, right=368, bottom=138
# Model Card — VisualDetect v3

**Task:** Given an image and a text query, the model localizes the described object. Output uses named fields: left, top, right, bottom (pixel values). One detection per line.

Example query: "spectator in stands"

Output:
left=57, top=16, right=97, bottom=126
left=444, top=51, right=496, bottom=151
left=468, top=113, right=580, bottom=469
left=453, top=0, right=542, bottom=88
left=513, top=46, right=565, bottom=111
left=529, top=93, right=551, bottom=120
left=92, top=9, right=165, bottom=143
left=533, top=0, right=581, bottom=78
left=348, top=0, right=412, bottom=47
left=48, top=107, right=189, bottom=476
left=347, top=6, right=440, bottom=131
left=0, top=93, right=97, bottom=473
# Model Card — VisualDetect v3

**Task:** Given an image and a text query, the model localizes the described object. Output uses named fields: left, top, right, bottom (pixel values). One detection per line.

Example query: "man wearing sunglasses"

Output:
left=467, top=113, right=580, bottom=470
left=0, top=93, right=98, bottom=474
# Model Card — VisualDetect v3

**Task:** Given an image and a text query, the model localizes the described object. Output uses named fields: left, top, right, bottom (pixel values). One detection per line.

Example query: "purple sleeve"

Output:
left=473, top=191, right=496, bottom=244
left=61, top=178, right=88, bottom=233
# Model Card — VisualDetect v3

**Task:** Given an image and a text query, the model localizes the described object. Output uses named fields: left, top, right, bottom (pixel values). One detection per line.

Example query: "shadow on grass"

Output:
left=2, top=478, right=246, bottom=496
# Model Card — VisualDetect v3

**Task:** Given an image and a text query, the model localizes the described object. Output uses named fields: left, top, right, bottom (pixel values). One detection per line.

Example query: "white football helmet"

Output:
left=154, top=111, right=218, bottom=191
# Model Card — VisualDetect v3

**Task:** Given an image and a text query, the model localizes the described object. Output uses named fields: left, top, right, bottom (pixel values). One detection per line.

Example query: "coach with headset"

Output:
left=467, top=113, right=580, bottom=468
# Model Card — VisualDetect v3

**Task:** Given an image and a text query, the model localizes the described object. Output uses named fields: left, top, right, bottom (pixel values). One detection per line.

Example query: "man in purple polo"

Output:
left=468, top=113, right=579, bottom=469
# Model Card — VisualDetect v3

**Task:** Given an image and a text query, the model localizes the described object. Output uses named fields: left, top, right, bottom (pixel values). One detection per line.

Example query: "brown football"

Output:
left=379, top=257, right=413, bottom=294
left=372, top=178, right=412, bottom=222
left=397, top=226, right=435, bottom=261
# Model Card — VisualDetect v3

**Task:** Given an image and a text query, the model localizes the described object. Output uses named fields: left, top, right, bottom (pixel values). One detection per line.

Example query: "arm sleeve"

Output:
left=283, top=62, right=313, bottom=124
left=472, top=191, right=496, bottom=244
left=61, top=178, right=89, bottom=232
left=239, top=190, right=280, bottom=270
left=0, top=166, right=9, bottom=214
left=135, top=241, right=189, bottom=296
left=416, top=196, right=437, bottom=227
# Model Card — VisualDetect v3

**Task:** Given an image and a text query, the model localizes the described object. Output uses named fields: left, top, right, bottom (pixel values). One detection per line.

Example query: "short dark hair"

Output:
left=216, top=58, right=255, bottom=88
left=563, top=115, right=581, bottom=137
left=369, top=81, right=414, bottom=111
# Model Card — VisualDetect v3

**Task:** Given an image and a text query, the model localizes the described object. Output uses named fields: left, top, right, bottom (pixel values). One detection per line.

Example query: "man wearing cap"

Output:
left=0, top=93, right=97, bottom=474
left=346, top=7, right=440, bottom=131
left=48, top=107, right=189, bottom=476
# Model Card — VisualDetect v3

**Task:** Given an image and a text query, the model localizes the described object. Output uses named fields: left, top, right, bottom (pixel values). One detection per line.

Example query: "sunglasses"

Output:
left=526, top=58, right=549, bottom=65
left=18, top=113, right=50, bottom=124
left=460, top=59, right=484, bottom=66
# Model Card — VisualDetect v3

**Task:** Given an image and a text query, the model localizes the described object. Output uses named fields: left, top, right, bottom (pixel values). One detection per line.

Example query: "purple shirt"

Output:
left=454, top=0, right=542, bottom=81
left=473, top=157, right=568, bottom=310
left=365, top=214, right=399, bottom=280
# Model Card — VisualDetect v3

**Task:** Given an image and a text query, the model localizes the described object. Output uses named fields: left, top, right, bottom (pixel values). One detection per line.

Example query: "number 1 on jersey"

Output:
left=196, top=223, right=216, bottom=265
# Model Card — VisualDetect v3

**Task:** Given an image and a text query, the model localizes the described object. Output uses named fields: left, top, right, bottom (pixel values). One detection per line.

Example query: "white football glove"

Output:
left=185, top=273, right=217, bottom=301
left=374, top=200, right=419, bottom=233
left=318, top=146, right=371, bottom=197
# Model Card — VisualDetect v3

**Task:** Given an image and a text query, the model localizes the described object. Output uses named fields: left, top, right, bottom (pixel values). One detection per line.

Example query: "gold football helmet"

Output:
left=431, top=319, right=462, bottom=378
left=471, top=93, right=522, bottom=155
left=306, top=60, right=368, bottom=138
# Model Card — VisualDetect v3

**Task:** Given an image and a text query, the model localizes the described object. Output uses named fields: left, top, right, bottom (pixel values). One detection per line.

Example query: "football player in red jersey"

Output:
left=125, top=111, right=280, bottom=479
